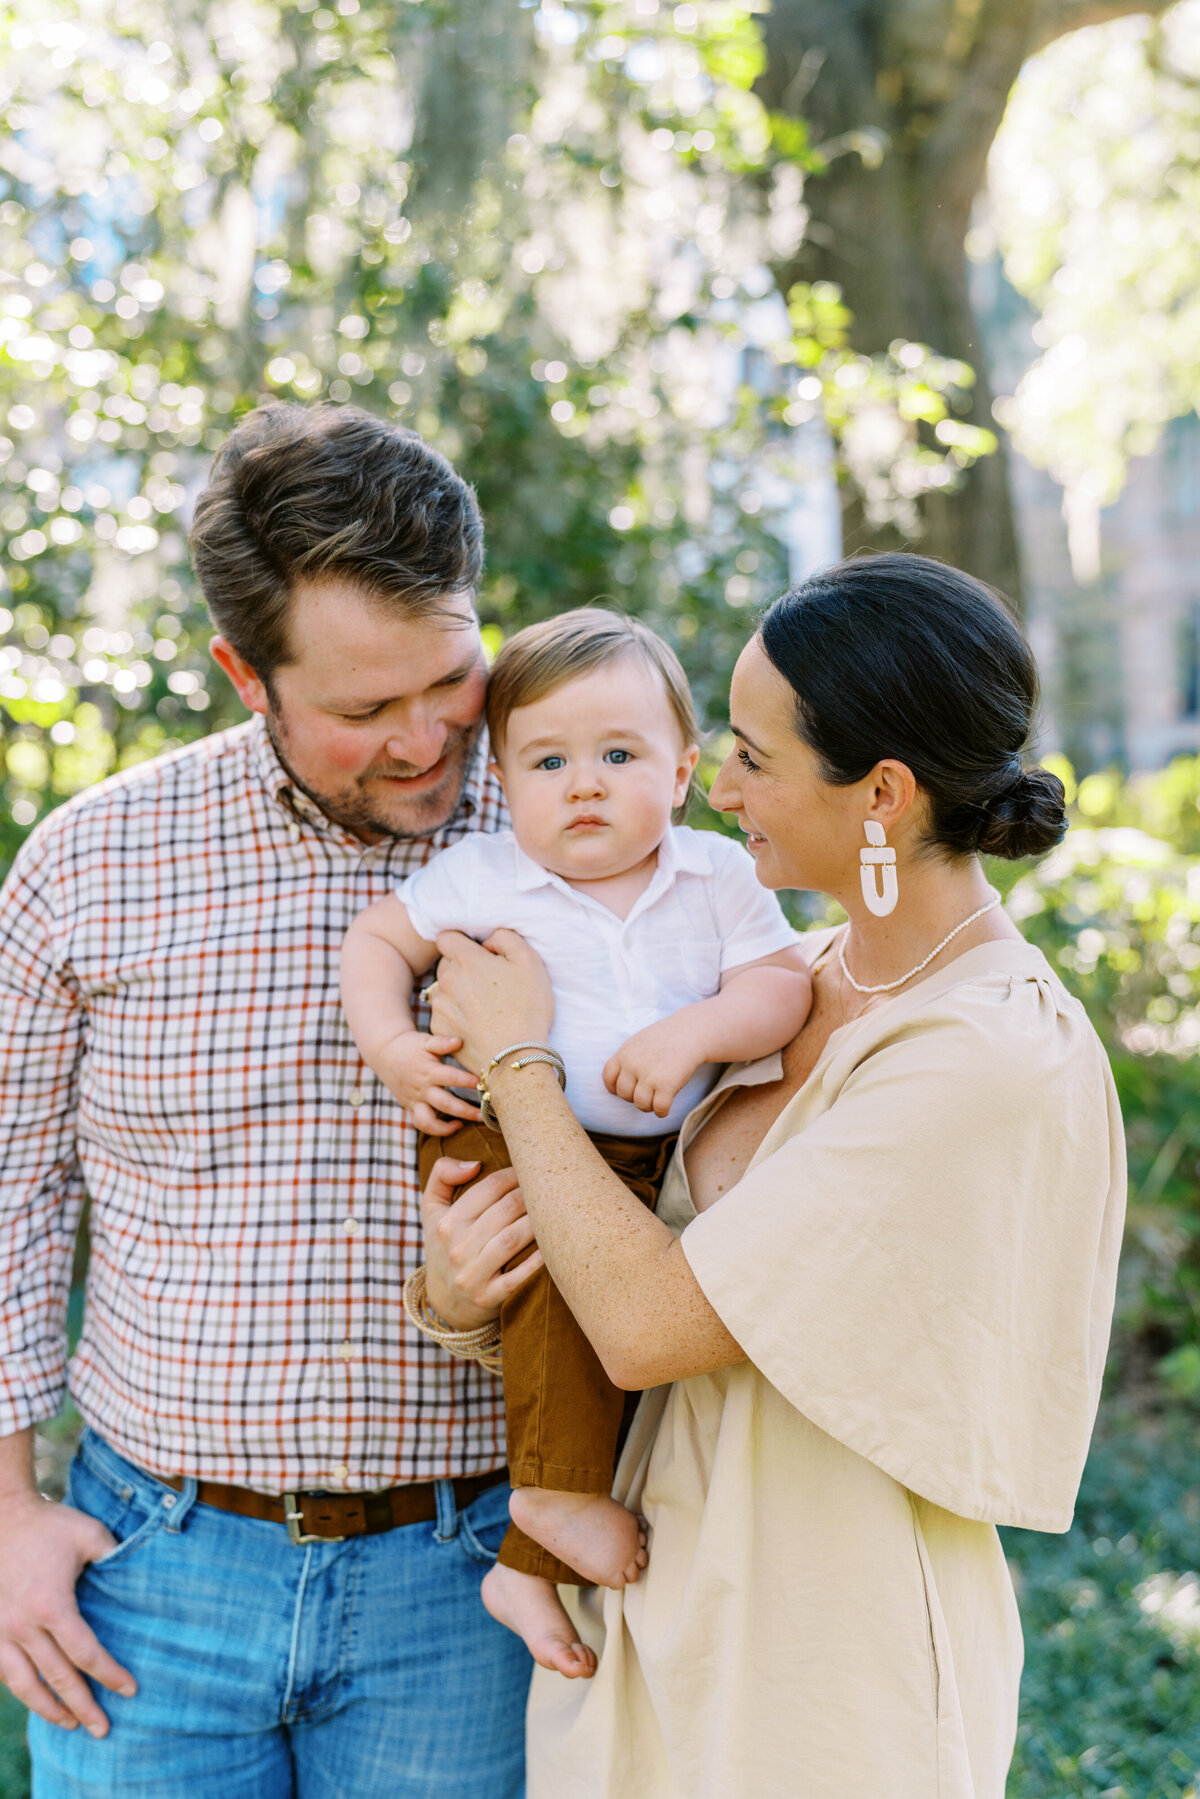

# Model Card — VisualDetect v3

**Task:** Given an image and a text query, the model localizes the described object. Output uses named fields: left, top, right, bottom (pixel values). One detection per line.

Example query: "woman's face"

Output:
left=709, top=635, right=859, bottom=894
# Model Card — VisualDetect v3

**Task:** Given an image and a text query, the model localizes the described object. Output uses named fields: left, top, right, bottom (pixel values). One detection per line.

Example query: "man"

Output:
left=0, top=403, right=533, bottom=1797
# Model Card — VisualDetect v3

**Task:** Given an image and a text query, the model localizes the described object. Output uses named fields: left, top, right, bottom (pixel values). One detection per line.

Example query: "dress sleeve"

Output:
left=680, top=973, right=1126, bottom=1531
left=707, top=836, right=800, bottom=973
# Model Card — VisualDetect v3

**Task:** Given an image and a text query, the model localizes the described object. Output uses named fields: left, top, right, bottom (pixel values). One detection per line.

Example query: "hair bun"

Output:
left=976, top=765, right=1068, bottom=860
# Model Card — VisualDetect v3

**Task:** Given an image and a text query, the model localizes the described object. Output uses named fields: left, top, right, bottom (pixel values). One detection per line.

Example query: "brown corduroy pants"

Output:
left=418, top=1121, right=676, bottom=1585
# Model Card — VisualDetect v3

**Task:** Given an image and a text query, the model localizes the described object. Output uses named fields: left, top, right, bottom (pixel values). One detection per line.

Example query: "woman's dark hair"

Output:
left=189, top=402, right=483, bottom=682
left=758, top=553, right=1067, bottom=860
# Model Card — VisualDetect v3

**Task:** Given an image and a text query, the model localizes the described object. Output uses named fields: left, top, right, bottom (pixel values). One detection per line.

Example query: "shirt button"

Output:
left=342, top=1217, right=358, bottom=1235
left=334, top=1464, right=350, bottom=1481
left=338, top=1341, right=354, bottom=1361
left=349, top=1088, right=366, bottom=1107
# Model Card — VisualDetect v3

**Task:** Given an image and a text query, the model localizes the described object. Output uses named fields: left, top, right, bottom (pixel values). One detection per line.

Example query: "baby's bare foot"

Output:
left=481, top=1563, right=598, bottom=1679
left=509, top=1488, right=649, bottom=1589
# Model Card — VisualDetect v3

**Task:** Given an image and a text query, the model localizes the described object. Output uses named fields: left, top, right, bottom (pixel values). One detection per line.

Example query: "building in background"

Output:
left=979, top=260, right=1200, bottom=776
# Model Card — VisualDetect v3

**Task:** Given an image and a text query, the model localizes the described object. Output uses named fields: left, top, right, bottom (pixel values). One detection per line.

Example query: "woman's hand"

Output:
left=422, top=1156, right=544, bottom=1329
left=427, top=928, right=555, bottom=1079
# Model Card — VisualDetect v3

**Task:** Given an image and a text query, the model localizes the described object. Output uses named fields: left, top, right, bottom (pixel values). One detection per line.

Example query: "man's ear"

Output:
left=210, top=637, right=269, bottom=717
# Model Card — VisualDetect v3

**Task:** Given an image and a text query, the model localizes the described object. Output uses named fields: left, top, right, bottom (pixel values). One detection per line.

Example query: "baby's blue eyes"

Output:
left=534, top=749, right=633, bottom=770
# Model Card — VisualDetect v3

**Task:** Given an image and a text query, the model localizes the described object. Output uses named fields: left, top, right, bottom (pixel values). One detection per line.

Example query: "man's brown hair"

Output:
left=485, top=607, right=700, bottom=757
left=189, top=402, right=483, bottom=680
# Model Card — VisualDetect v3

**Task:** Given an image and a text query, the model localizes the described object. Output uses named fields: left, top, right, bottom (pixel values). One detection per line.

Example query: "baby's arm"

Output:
left=603, top=947, right=813, bottom=1119
left=341, top=895, right=483, bottom=1137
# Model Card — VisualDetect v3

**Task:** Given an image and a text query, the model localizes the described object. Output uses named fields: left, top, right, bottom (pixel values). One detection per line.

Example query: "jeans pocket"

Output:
left=69, top=1445, right=169, bottom=1573
left=88, top=1504, right=169, bottom=1571
left=458, top=1482, right=512, bottom=1565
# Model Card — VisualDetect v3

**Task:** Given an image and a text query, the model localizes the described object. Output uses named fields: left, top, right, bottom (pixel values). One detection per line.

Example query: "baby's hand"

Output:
left=603, top=1016, right=701, bottom=1119
left=374, top=1031, right=482, bottom=1137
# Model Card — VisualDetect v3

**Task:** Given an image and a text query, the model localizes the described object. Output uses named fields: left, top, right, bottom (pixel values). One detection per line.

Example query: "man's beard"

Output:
left=266, top=710, right=483, bottom=843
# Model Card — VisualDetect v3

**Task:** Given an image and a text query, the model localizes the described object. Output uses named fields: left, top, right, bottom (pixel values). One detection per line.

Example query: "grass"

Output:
left=1003, top=1401, right=1200, bottom=1797
left=0, top=1400, right=1195, bottom=1798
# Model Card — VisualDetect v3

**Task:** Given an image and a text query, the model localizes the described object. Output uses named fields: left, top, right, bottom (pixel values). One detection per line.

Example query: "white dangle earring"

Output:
left=859, top=821, right=898, bottom=918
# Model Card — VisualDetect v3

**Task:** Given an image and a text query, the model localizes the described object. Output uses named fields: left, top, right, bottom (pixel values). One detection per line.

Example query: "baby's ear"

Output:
left=488, top=759, right=506, bottom=793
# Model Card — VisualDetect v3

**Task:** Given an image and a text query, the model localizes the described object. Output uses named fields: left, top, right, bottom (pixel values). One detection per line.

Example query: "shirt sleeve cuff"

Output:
left=719, top=922, right=803, bottom=974
left=0, top=1344, right=69, bottom=1438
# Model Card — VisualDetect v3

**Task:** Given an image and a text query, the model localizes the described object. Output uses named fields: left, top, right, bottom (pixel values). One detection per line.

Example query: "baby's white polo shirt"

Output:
left=396, top=823, right=799, bottom=1137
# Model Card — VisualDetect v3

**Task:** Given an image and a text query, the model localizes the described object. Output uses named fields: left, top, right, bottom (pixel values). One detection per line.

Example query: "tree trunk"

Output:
left=759, top=0, right=1178, bottom=609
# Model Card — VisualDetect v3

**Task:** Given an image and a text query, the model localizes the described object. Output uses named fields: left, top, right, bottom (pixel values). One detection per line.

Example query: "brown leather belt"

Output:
left=162, top=1468, right=508, bottom=1546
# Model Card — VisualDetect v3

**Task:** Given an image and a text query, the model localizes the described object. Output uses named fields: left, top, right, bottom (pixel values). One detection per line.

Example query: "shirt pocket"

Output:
left=680, top=938, right=723, bottom=998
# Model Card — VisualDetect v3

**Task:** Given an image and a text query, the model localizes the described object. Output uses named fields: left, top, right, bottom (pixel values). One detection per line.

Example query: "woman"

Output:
left=420, top=554, right=1125, bottom=1798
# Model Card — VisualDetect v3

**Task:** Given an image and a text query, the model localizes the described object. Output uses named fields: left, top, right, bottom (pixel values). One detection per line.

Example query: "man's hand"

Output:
left=603, top=1014, right=702, bottom=1119
left=422, top=1157, right=544, bottom=1328
left=374, top=1031, right=484, bottom=1137
left=0, top=1485, right=136, bottom=1737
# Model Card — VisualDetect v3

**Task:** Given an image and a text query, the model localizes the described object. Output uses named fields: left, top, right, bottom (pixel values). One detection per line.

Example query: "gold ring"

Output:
left=420, top=984, right=436, bottom=1004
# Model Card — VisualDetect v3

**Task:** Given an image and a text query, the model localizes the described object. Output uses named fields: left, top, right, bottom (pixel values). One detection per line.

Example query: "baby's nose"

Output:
left=568, top=763, right=605, bottom=798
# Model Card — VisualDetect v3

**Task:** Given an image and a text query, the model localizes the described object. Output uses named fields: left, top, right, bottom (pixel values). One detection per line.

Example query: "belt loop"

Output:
left=162, top=1475, right=198, bottom=1533
left=433, top=1477, right=458, bottom=1542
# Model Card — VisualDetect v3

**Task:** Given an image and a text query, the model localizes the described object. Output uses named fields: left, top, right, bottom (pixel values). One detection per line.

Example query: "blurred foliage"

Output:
left=1008, top=753, right=1200, bottom=1395
left=989, top=1, right=1200, bottom=528
left=0, top=0, right=991, bottom=870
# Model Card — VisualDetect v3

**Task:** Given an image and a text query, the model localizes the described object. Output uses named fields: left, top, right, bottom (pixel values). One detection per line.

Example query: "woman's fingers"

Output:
left=428, top=929, right=555, bottom=1074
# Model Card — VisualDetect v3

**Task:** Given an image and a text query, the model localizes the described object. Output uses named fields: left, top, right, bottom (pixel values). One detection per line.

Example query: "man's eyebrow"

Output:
left=730, top=722, right=769, bottom=757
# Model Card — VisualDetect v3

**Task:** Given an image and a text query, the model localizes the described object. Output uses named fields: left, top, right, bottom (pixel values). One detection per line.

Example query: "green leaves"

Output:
left=990, top=6, right=1200, bottom=525
left=1007, top=755, right=1200, bottom=1395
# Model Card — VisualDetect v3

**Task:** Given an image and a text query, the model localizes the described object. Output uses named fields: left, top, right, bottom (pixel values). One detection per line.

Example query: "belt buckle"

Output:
left=283, top=1493, right=345, bottom=1547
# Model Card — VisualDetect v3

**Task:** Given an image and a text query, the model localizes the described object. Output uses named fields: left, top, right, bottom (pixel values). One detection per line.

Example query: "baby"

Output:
left=341, top=608, right=813, bottom=1677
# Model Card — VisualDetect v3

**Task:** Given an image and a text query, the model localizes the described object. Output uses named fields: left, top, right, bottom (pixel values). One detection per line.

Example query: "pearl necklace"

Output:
left=838, top=889, right=1004, bottom=995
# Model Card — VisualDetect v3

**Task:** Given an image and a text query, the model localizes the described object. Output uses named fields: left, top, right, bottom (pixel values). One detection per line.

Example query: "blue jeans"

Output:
left=30, top=1430, right=531, bottom=1798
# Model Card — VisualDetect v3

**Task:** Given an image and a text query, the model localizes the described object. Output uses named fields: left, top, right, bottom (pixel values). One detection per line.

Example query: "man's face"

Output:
left=212, top=579, right=488, bottom=843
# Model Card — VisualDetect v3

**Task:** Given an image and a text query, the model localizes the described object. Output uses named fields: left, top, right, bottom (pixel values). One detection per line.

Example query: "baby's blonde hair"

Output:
left=485, top=608, right=699, bottom=757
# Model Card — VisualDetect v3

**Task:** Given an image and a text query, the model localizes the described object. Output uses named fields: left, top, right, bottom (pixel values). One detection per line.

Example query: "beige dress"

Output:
left=526, top=935, right=1126, bottom=1799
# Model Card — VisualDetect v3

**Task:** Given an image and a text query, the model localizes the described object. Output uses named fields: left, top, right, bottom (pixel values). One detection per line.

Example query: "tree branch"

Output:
left=1031, top=0, right=1179, bottom=56
left=918, top=0, right=1041, bottom=222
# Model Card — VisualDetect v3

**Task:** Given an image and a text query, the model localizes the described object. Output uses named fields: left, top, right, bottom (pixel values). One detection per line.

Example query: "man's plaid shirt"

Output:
left=0, top=716, right=509, bottom=1493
